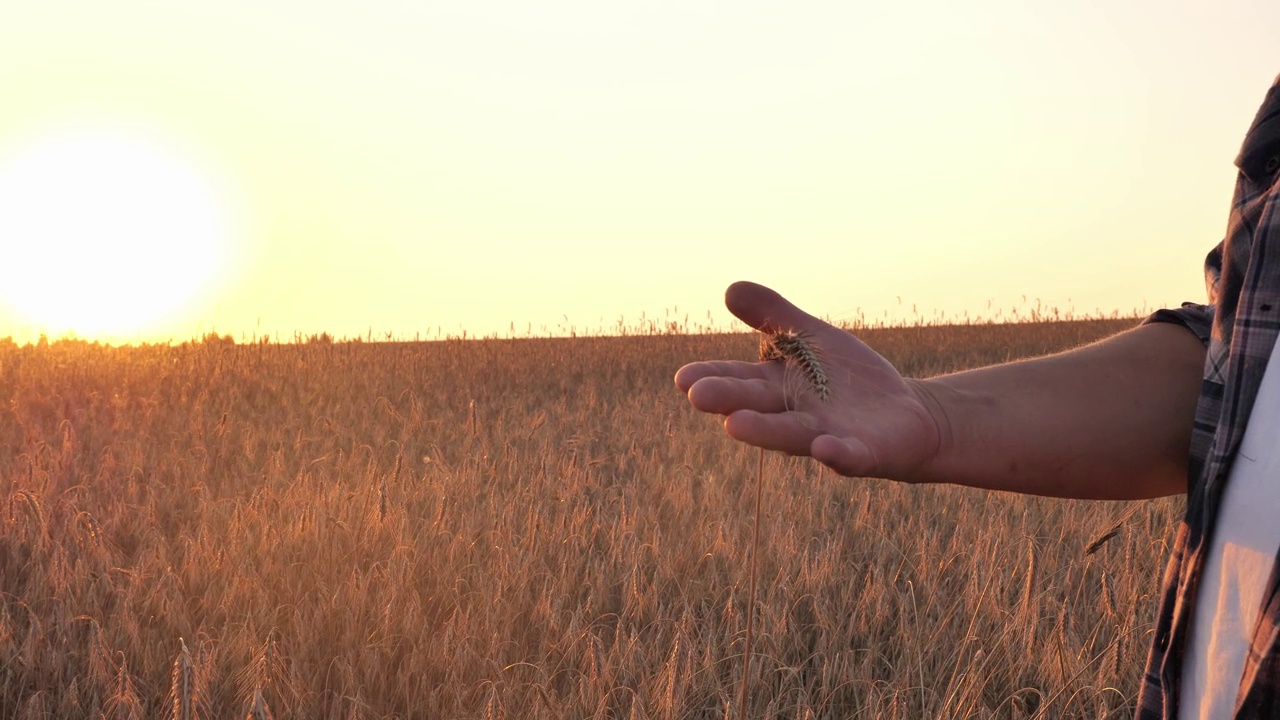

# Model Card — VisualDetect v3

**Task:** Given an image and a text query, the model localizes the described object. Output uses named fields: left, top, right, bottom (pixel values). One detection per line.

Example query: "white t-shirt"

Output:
left=1178, top=337, right=1280, bottom=720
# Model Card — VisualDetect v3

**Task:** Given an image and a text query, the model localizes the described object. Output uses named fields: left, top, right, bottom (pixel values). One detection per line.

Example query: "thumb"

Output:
left=724, top=281, right=826, bottom=333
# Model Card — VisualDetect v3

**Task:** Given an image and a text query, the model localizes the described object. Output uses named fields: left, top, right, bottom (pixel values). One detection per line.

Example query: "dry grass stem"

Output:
left=739, top=446, right=766, bottom=719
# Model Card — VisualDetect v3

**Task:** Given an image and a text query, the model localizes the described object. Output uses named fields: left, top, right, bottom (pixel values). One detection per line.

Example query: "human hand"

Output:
left=674, top=281, right=944, bottom=480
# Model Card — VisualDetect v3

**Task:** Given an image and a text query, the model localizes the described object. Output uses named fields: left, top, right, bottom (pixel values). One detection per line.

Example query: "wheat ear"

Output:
left=760, top=329, right=830, bottom=402
left=170, top=638, right=197, bottom=720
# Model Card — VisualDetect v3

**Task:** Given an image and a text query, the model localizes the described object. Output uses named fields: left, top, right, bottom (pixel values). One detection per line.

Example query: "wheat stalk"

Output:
left=739, top=446, right=766, bottom=720
left=739, top=330, right=831, bottom=717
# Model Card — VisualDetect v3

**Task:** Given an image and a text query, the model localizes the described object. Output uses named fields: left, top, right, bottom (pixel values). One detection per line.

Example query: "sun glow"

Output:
left=0, top=124, right=236, bottom=343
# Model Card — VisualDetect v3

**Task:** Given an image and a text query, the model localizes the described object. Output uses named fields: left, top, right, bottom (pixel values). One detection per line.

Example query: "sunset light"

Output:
left=7, top=3, right=1280, bottom=714
left=0, top=124, right=236, bottom=342
left=1, top=2, right=1279, bottom=343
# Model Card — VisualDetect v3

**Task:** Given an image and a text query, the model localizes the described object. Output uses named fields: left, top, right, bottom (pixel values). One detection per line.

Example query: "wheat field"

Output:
left=0, top=318, right=1181, bottom=719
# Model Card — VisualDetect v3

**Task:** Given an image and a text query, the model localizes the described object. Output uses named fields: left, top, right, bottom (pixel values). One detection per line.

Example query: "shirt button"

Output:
left=1156, top=629, right=1169, bottom=651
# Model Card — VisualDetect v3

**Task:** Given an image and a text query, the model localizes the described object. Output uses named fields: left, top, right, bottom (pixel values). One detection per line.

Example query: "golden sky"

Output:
left=2, top=2, right=1279, bottom=343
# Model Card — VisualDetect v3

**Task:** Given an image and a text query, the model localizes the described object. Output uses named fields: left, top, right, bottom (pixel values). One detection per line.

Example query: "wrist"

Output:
left=903, top=377, right=968, bottom=485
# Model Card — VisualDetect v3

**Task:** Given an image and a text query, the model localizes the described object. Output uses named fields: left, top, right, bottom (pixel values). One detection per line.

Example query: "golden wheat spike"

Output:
left=760, top=329, right=830, bottom=402
left=171, top=637, right=197, bottom=720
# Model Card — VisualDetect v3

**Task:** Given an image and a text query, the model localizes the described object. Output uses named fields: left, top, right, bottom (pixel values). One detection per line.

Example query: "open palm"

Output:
left=675, top=281, right=944, bottom=480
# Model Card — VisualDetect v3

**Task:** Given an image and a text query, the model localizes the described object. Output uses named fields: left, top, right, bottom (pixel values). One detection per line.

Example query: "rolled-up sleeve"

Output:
left=1146, top=303, right=1213, bottom=346
left=1142, top=241, right=1222, bottom=347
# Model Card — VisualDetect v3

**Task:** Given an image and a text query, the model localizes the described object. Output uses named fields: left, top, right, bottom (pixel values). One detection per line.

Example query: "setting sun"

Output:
left=0, top=124, right=235, bottom=342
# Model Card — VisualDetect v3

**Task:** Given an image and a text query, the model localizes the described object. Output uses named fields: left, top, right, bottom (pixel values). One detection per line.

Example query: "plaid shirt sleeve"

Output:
left=1132, top=74, right=1280, bottom=720
left=1146, top=299, right=1214, bottom=346
left=1144, top=245, right=1217, bottom=348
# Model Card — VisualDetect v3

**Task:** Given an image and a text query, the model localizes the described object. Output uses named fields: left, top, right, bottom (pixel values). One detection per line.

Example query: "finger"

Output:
left=724, top=409, right=821, bottom=455
left=674, top=360, right=767, bottom=392
left=724, top=281, right=825, bottom=333
left=688, top=376, right=790, bottom=415
left=811, top=434, right=878, bottom=478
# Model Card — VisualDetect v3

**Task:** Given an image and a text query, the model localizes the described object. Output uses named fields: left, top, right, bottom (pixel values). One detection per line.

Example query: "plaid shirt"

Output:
left=1140, top=74, right=1280, bottom=719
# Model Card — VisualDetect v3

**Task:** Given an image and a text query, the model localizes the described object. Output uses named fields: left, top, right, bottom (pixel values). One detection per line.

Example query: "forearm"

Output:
left=906, top=321, right=1206, bottom=499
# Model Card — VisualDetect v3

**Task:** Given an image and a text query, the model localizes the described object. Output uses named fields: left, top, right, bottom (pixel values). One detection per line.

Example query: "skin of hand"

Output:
left=674, top=280, right=944, bottom=481
left=675, top=281, right=1205, bottom=499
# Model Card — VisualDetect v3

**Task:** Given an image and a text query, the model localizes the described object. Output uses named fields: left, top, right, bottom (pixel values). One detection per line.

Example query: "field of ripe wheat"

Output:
left=0, top=319, right=1181, bottom=719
